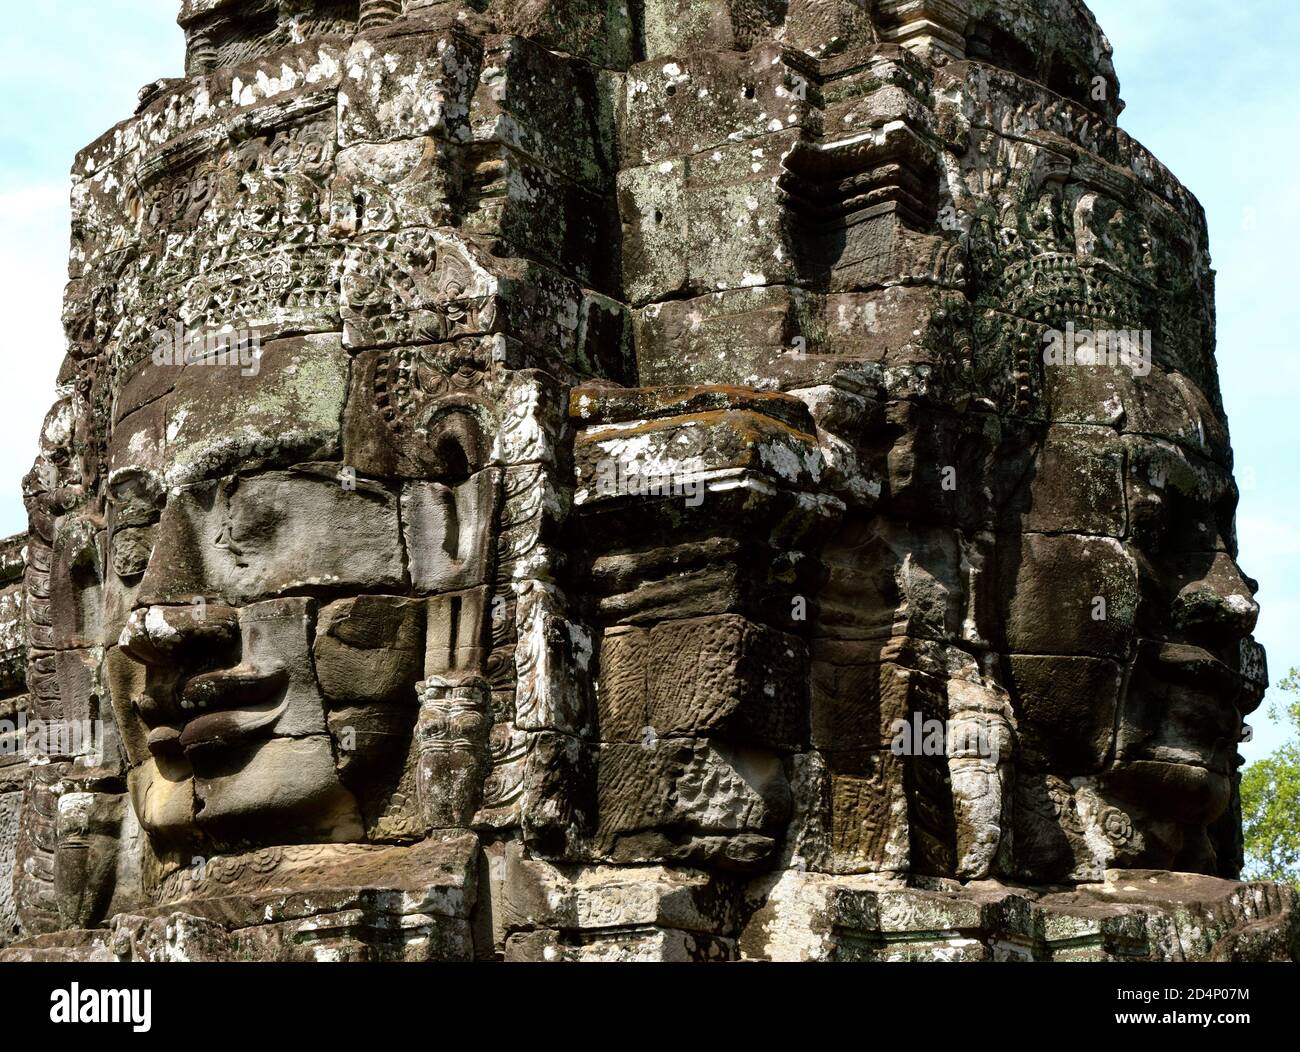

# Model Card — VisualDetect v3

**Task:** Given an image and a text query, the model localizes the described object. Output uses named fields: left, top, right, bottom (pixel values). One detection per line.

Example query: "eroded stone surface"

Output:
left=0, top=0, right=1289, bottom=963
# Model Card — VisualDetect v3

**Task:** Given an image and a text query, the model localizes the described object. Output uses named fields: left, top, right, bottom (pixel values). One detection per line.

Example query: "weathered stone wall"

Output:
left=0, top=1, right=1290, bottom=962
left=0, top=791, right=19, bottom=944
left=0, top=533, right=28, bottom=944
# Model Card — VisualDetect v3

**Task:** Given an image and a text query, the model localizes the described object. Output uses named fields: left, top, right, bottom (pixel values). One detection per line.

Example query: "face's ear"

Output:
left=54, top=790, right=126, bottom=930
left=425, top=407, right=488, bottom=483
left=11, top=770, right=130, bottom=938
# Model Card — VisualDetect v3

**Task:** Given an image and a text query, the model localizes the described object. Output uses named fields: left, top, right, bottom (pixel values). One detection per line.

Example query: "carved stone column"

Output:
left=358, top=0, right=404, bottom=30
left=876, top=0, right=970, bottom=60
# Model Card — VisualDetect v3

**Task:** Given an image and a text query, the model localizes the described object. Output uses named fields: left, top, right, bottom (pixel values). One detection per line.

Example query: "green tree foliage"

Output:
left=1241, top=669, right=1300, bottom=886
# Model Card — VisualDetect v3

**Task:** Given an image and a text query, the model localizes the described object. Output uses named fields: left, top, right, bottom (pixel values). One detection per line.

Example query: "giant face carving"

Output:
left=4, top=0, right=1273, bottom=960
left=34, top=43, right=517, bottom=874
left=100, top=305, right=504, bottom=856
left=971, top=159, right=1265, bottom=877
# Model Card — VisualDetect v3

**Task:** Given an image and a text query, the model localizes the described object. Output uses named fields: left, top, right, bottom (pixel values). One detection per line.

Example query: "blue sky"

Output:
left=0, top=2, right=1294, bottom=760
left=1086, top=0, right=1300, bottom=761
left=0, top=0, right=183, bottom=534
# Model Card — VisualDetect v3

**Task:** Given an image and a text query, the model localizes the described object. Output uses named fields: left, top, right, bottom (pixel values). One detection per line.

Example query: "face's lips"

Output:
left=146, top=724, right=182, bottom=753
left=1145, top=640, right=1246, bottom=708
left=1128, top=640, right=1242, bottom=777
left=142, top=666, right=290, bottom=755
left=1104, top=758, right=1233, bottom=825
left=180, top=665, right=287, bottom=712
left=178, top=695, right=289, bottom=753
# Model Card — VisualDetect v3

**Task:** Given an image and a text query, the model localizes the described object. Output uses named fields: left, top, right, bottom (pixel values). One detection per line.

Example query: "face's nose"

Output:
left=118, top=603, right=240, bottom=667
left=1170, top=551, right=1259, bottom=642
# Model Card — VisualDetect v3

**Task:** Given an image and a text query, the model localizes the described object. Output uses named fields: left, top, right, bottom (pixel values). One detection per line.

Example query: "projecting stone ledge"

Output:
left=0, top=835, right=481, bottom=963
left=1, top=842, right=1294, bottom=961
left=503, top=863, right=1300, bottom=963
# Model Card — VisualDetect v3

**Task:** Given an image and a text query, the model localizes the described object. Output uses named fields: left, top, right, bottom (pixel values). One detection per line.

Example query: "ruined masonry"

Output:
left=0, top=0, right=1294, bottom=962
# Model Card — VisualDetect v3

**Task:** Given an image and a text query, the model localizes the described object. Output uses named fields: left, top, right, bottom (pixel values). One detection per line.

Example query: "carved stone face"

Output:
left=95, top=305, right=510, bottom=859
left=1113, top=420, right=1261, bottom=843
left=996, top=371, right=1262, bottom=872
left=105, top=401, right=427, bottom=851
left=88, top=2, right=1258, bottom=876
left=976, top=167, right=1265, bottom=871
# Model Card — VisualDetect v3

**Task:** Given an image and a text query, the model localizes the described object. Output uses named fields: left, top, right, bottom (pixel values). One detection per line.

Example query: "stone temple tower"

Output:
left=0, top=0, right=1294, bottom=961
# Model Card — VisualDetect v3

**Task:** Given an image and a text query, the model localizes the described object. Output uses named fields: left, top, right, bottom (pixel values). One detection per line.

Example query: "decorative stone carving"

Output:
left=0, top=0, right=1290, bottom=963
left=415, top=674, right=492, bottom=830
